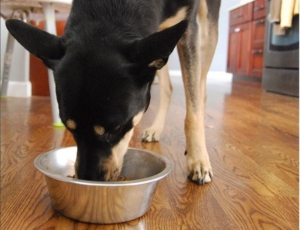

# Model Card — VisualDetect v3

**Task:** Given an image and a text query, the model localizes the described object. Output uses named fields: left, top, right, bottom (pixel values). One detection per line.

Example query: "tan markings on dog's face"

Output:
left=102, top=129, right=134, bottom=181
left=94, top=125, right=105, bottom=135
left=66, top=119, right=77, bottom=130
left=159, top=7, right=187, bottom=31
left=132, top=111, right=144, bottom=126
left=74, top=155, right=79, bottom=179
left=95, top=112, right=143, bottom=181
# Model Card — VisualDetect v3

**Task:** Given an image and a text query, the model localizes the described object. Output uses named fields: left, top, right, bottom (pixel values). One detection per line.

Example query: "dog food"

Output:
left=66, top=175, right=131, bottom=181
left=117, top=175, right=132, bottom=181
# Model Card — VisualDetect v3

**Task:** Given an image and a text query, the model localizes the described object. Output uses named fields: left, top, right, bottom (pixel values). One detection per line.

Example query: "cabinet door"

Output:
left=227, top=27, right=240, bottom=73
left=249, top=19, right=265, bottom=77
left=252, top=19, right=265, bottom=48
left=235, top=22, right=252, bottom=76
left=249, top=50, right=264, bottom=77
left=227, top=22, right=252, bottom=75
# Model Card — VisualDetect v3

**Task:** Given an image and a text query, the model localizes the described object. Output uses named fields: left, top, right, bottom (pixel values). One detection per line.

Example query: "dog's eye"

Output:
left=104, top=126, right=122, bottom=144
left=109, top=126, right=121, bottom=134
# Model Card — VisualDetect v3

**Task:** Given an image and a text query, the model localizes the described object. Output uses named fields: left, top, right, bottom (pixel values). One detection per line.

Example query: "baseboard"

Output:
left=7, top=81, right=32, bottom=98
left=207, top=71, right=233, bottom=83
left=169, top=70, right=233, bottom=81
left=169, top=70, right=182, bottom=78
left=4, top=72, right=231, bottom=97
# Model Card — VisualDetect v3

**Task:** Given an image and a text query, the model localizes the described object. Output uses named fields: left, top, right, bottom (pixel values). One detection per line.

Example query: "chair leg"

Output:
left=1, top=32, right=15, bottom=97
left=41, top=3, right=64, bottom=127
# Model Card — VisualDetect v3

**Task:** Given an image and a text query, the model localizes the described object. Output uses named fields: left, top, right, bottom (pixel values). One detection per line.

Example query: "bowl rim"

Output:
left=34, top=146, right=172, bottom=187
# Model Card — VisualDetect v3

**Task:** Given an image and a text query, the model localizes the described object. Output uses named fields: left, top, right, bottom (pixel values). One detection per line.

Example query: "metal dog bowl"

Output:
left=34, top=147, right=171, bottom=224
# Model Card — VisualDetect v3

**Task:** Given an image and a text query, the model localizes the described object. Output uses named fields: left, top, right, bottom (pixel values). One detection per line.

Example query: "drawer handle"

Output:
left=255, top=19, right=265, bottom=25
left=233, top=13, right=243, bottom=19
left=254, top=5, right=265, bottom=11
left=234, top=27, right=241, bottom=33
left=252, top=49, right=263, bottom=54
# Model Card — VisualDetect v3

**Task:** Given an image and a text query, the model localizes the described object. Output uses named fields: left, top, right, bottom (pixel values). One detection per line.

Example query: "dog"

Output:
left=6, top=0, right=220, bottom=185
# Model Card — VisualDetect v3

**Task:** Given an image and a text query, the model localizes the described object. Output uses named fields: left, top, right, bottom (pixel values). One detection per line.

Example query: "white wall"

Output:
left=168, top=0, right=240, bottom=72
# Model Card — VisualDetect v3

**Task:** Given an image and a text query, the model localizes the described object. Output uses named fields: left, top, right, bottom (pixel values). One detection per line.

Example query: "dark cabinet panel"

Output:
left=236, top=22, right=252, bottom=76
left=227, top=0, right=265, bottom=79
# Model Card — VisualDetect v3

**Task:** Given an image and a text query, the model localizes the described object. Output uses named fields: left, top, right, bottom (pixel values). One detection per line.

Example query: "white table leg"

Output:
left=41, top=2, right=63, bottom=127
left=1, top=32, right=15, bottom=97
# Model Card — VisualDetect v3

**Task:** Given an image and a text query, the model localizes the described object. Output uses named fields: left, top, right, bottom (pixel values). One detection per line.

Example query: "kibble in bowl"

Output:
left=67, top=174, right=131, bottom=181
left=34, top=147, right=171, bottom=224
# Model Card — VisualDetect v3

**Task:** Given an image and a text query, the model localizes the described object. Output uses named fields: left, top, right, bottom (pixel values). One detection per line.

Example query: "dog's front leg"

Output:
left=177, top=1, right=219, bottom=185
left=142, top=64, right=172, bottom=142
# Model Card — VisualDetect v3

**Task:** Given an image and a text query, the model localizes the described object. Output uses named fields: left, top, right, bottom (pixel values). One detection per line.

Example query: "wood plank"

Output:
left=1, top=77, right=298, bottom=229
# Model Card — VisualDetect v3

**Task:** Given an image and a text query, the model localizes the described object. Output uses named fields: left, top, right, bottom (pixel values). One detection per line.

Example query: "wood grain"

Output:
left=1, top=77, right=298, bottom=230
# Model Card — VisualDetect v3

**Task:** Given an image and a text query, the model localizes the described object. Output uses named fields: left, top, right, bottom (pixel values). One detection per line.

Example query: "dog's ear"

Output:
left=6, top=19, right=64, bottom=69
left=133, top=20, right=188, bottom=70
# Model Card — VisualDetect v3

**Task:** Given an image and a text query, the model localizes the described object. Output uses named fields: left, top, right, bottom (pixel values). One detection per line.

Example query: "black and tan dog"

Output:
left=6, top=0, right=221, bottom=184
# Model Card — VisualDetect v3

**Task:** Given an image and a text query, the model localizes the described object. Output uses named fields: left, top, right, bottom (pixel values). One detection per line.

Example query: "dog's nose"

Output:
left=78, top=174, right=105, bottom=181
left=76, top=170, right=105, bottom=181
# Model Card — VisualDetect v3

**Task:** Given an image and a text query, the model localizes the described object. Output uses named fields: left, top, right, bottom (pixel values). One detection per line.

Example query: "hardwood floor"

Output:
left=1, top=77, right=298, bottom=230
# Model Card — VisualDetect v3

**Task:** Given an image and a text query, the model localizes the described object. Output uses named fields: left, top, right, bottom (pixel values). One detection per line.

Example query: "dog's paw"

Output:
left=186, top=152, right=213, bottom=185
left=141, top=127, right=162, bottom=142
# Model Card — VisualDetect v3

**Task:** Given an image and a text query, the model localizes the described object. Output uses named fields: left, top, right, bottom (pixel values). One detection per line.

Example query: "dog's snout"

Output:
left=75, top=151, right=123, bottom=181
left=74, top=128, right=133, bottom=181
left=76, top=165, right=121, bottom=181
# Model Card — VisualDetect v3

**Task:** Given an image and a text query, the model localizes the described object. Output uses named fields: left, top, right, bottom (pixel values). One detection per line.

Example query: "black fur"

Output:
left=6, top=0, right=194, bottom=181
left=6, top=0, right=221, bottom=182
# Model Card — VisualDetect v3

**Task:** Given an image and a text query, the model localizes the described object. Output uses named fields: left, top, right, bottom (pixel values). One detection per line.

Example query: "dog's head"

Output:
left=6, top=19, right=187, bottom=181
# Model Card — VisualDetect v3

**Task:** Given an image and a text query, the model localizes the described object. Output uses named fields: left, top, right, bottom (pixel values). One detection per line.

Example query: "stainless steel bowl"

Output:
left=34, top=147, right=171, bottom=224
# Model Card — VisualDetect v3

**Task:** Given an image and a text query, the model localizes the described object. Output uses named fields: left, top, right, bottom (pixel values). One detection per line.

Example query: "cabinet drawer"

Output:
left=230, top=3, right=253, bottom=26
left=253, top=0, right=266, bottom=20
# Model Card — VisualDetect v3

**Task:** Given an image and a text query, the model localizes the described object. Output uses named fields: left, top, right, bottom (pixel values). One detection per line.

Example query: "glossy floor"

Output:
left=1, top=77, right=298, bottom=229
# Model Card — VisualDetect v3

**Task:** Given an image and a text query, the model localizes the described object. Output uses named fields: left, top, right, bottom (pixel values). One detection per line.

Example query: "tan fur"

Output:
left=178, top=0, right=218, bottom=183
left=102, top=111, right=144, bottom=180
left=94, top=125, right=105, bottom=135
left=149, top=59, right=166, bottom=69
left=102, top=129, right=134, bottom=181
left=66, top=119, right=77, bottom=130
left=144, top=0, right=219, bottom=184
left=142, top=64, right=172, bottom=142
left=132, top=111, right=144, bottom=126
left=74, top=155, right=79, bottom=179
left=159, top=7, right=188, bottom=31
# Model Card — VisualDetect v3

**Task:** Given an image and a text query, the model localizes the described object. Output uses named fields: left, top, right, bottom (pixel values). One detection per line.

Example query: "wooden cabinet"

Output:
left=227, top=27, right=240, bottom=73
left=228, top=22, right=252, bottom=75
left=253, top=0, right=266, bottom=20
left=229, top=2, right=253, bottom=26
left=249, top=18, right=265, bottom=77
left=227, top=0, right=266, bottom=79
